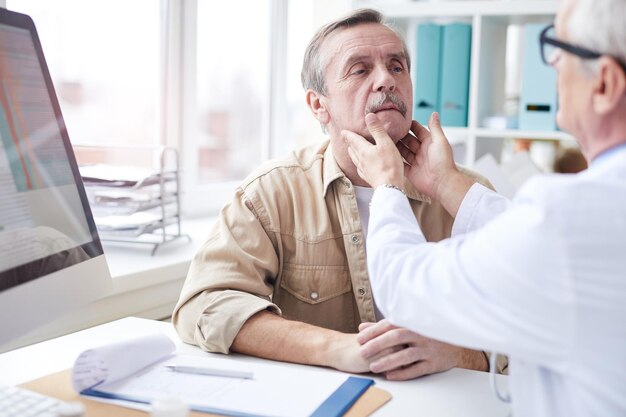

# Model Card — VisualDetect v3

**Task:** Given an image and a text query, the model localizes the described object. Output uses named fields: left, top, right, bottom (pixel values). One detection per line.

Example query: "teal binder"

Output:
left=413, top=23, right=442, bottom=125
left=519, top=23, right=558, bottom=130
left=439, top=23, right=472, bottom=127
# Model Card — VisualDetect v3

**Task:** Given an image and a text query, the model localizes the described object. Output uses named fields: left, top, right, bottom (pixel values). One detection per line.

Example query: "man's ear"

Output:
left=306, top=89, right=331, bottom=125
left=592, top=56, right=626, bottom=115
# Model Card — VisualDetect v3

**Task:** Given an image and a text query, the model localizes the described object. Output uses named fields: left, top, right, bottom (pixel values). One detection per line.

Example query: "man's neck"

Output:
left=330, top=138, right=371, bottom=187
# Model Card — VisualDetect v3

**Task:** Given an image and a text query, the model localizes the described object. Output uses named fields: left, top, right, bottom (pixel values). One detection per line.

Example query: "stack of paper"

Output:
left=72, top=334, right=374, bottom=417
left=79, top=164, right=178, bottom=237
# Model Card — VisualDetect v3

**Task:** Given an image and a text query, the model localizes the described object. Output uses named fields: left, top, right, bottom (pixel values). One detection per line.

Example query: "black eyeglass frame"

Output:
left=539, top=24, right=626, bottom=72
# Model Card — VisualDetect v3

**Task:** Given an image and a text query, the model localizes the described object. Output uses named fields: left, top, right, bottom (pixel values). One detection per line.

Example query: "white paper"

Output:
left=71, top=334, right=351, bottom=417
left=95, top=354, right=347, bottom=417
left=72, top=333, right=175, bottom=392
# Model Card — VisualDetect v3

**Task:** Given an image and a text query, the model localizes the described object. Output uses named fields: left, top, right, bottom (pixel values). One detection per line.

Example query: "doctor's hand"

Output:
left=356, top=320, right=487, bottom=380
left=397, top=112, right=476, bottom=216
left=342, top=112, right=406, bottom=191
left=329, top=332, right=402, bottom=374
left=396, top=112, right=458, bottom=199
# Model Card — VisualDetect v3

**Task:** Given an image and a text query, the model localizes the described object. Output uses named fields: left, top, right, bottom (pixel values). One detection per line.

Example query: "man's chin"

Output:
left=377, top=115, right=411, bottom=142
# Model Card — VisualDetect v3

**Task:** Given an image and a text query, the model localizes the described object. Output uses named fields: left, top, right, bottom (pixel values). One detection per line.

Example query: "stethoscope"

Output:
left=490, top=353, right=511, bottom=403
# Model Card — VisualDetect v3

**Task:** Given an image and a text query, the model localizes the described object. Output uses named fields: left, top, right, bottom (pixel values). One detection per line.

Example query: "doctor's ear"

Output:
left=306, top=89, right=330, bottom=125
left=592, top=56, right=626, bottom=115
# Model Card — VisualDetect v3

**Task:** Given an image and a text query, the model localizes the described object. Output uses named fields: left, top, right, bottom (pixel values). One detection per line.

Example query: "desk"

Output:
left=0, top=317, right=511, bottom=416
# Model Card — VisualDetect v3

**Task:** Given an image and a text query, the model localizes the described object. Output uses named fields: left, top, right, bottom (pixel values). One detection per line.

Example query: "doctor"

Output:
left=343, top=0, right=626, bottom=415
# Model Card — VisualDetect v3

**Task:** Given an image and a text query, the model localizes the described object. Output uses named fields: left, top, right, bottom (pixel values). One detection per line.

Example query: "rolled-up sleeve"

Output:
left=172, top=187, right=281, bottom=353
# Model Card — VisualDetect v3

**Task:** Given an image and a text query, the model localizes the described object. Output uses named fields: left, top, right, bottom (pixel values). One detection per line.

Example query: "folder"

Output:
left=413, top=23, right=442, bottom=125
left=439, top=23, right=472, bottom=127
left=519, top=23, right=558, bottom=130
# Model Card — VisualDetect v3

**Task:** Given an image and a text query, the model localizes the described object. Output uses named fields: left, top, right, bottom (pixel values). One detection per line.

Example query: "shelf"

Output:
left=437, top=127, right=574, bottom=142
left=354, top=0, right=571, bottom=174
left=359, top=1, right=558, bottom=18
left=474, top=128, right=574, bottom=141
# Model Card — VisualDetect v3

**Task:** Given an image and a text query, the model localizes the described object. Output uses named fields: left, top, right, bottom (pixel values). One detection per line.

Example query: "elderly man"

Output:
left=345, top=0, right=626, bottom=414
left=173, top=8, right=505, bottom=379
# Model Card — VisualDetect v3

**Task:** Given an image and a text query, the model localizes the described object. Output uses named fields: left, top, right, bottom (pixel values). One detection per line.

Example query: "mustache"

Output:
left=364, top=92, right=407, bottom=118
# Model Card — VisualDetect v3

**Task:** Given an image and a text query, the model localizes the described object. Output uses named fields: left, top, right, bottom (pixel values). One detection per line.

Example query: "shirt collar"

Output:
left=322, top=143, right=346, bottom=197
left=590, top=142, right=626, bottom=168
left=322, top=143, right=431, bottom=203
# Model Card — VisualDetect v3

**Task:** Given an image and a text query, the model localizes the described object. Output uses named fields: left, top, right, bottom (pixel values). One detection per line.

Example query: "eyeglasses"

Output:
left=539, top=24, right=626, bottom=72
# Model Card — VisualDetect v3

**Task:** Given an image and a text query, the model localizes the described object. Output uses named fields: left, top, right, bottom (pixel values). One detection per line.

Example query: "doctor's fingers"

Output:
left=359, top=327, right=420, bottom=359
left=356, top=319, right=397, bottom=346
left=368, top=345, right=429, bottom=375
left=398, top=141, right=416, bottom=164
left=343, top=130, right=370, bottom=152
left=384, top=359, right=437, bottom=381
left=409, top=120, right=431, bottom=143
left=358, top=321, right=376, bottom=332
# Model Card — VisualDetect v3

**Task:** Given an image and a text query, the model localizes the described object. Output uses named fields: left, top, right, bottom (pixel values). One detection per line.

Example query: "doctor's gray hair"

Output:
left=300, top=8, right=410, bottom=95
left=567, top=0, right=626, bottom=76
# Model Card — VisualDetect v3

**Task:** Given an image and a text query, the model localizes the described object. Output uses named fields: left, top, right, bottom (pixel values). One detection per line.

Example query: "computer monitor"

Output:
left=0, top=8, right=112, bottom=351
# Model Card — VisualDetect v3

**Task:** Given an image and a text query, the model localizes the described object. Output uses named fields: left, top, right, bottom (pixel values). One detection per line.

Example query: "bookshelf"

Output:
left=352, top=0, right=574, bottom=167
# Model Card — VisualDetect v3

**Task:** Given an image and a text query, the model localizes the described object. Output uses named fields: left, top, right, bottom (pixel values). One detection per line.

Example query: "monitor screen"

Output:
left=0, top=9, right=111, bottom=350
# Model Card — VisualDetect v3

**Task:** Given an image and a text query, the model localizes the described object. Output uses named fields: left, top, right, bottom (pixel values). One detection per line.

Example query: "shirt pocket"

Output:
left=280, top=264, right=351, bottom=303
left=277, top=264, right=356, bottom=332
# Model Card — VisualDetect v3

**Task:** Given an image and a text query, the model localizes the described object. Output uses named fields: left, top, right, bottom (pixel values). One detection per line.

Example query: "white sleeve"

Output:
left=367, top=186, right=575, bottom=366
left=451, top=183, right=511, bottom=237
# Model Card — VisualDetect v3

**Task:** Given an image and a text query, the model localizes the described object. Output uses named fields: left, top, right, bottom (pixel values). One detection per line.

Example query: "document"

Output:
left=71, top=334, right=374, bottom=417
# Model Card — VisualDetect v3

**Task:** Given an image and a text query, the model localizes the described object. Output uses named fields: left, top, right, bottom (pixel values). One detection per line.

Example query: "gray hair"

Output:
left=300, top=8, right=410, bottom=95
left=567, top=0, right=626, bottom=76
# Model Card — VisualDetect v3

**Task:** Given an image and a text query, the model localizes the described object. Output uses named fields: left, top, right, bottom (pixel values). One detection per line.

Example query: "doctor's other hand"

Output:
left=342, top=112, right=405, bottom=190
left=398, top=112, right=477, bottom=216
left=356, top=319, right=486, bottom=380
left=396, top=112, right=459, bottom=199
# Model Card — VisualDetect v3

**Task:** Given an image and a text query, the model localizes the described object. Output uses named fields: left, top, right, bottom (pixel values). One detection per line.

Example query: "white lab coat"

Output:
left=366, top=145, right=626, bottom=417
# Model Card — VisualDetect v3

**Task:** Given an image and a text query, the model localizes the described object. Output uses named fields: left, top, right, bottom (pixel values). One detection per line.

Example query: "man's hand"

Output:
left=356, top=320, right=487, bottom=380
left=326, top=332, right=399, bottom=374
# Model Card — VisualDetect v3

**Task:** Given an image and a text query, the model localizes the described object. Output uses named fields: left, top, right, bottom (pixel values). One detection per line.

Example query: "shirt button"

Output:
left=351, top=234, right=360, bottom=244
left=358, top=287, right=366, bottom=296
left=310, top=291, right=319, bottom=300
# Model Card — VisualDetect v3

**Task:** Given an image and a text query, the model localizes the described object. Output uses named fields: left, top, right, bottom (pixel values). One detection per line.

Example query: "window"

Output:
left=194, top=0, right=270, bottom=183
left=7, top=0, right=162, bottom=169
left=6, top=0, right=352, bottom=215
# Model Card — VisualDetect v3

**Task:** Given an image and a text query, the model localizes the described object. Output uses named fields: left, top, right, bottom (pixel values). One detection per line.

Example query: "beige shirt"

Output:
left=173, top=139, right=507, bottom=372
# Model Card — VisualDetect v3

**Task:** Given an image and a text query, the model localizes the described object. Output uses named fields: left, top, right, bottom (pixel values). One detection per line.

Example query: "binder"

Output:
left=519, top=23, right=558, bottom=130
left=439, top=23, right=472, bottom=127
left=413, top=23, right=442, bottom=125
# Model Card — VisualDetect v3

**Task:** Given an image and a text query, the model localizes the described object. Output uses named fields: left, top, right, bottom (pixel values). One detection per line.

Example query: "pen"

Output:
left=165, top=365, right=254, bottom=379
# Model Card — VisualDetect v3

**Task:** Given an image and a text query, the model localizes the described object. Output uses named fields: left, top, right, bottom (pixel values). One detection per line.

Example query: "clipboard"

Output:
left=21, top=370, right=391, bottom=417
